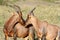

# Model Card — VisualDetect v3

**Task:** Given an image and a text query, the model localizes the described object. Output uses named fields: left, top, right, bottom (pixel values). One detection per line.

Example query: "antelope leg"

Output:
left=29, top=27, right=35, bottom=40
left=5, top=34, right=8, bottom=40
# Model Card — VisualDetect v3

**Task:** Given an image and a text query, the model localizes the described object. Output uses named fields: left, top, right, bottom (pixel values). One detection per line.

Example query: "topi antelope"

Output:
left=3, top=5, right=35, bottom=40
left=26, top=7, right=60, bottom=40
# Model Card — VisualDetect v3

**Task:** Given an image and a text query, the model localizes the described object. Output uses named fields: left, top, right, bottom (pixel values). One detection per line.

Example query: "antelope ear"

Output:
left=29, top=7, right=36, bottom=16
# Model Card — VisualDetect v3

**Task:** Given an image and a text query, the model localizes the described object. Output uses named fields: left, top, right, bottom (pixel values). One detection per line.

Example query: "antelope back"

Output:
left=4, top=13, right=20, bottom=32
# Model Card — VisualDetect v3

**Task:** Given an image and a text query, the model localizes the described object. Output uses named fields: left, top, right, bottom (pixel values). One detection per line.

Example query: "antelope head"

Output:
left=8, top=4, right=25, bottom=25
left=26, top=7, right=36, bottom=26
left=13, top=5, right=25, bottom=25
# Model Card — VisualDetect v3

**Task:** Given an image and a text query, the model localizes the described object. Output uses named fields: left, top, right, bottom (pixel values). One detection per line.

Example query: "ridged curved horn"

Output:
left=13, top=4, right=22, bottom=14
left=7, top=3, right=22, bottom=15
left=29, top=7, right=36, bottom=16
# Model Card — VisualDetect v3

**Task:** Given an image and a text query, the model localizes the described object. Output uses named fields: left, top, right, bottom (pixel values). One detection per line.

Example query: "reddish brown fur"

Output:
left=4, top=13, right=20, bottom=33
left=3, top=6, right=35, bottom=40
left=14, top=23, right=29, bottom=38
left=13, top=23, right=35, bottom=40
left=3, top=12, right=24, bottom=40
left=26, top=9, right=60, bottom=40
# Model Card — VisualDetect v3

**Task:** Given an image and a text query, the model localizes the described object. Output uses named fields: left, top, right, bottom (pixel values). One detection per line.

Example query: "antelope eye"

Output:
left=29, top=16, right=31, bottom=18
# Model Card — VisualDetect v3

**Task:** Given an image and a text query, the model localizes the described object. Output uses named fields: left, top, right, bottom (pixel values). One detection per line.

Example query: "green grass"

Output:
left=0, top=0, right=60, bottom=40
left=34, top=5, right=60, bottom=26
left=43, top=0, right=56, bottom=2
left=0, top=0, right=3, bottom=5
left=0, top=0, right=18, bottom=5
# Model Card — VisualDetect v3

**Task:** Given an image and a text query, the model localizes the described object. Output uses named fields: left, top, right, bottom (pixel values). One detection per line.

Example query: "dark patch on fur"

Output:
left=26, top=24, right=33, bottom=28
left=13, top=22, right=19, bottom=28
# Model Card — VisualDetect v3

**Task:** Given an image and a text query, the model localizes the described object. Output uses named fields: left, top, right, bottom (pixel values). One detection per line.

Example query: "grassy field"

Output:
left=0, top=0, right=60, bottom=40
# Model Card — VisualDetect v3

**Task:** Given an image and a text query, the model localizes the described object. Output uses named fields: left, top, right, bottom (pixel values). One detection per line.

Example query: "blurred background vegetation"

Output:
left=0, top=0, right=60, bottom=5
left=0, top=0, right=60, bottom=40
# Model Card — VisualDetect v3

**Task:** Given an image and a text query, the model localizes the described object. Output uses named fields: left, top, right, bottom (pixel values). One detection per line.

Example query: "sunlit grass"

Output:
left=43, top=0, right=56, bottom=2
left=34, top=5, right=60, bottom=26
left=0, top=2, right=60, bottom=40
